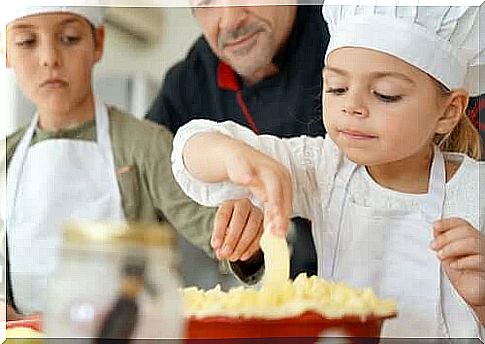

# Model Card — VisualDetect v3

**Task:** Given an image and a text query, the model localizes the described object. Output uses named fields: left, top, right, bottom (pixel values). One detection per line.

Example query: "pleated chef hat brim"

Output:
left=322, top=3, right=484, bottom=96
left=2, top=2, right=105, bottom=29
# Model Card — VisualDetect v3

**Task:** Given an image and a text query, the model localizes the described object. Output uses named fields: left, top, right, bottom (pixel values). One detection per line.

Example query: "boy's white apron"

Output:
left=3, top=100, right=125, bottom=314
left=323, top=146, right=473, bottom=338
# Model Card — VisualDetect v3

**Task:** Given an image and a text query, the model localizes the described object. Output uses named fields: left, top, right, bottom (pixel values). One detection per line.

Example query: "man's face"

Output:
left=193, top=2, right=297, bottom=79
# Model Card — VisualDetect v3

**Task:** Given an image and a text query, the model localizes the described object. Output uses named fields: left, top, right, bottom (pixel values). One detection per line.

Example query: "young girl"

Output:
left=171, top=4, right=485, bottom=339
left=0, top=5, right=263, bottom=319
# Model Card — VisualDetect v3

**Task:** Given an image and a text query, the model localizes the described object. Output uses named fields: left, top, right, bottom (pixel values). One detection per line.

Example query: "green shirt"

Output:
left=5, top=107, right=217, bottom=255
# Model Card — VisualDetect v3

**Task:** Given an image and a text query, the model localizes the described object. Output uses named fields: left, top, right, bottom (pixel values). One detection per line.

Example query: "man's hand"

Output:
left=213, top=199, right=264, bottom=262
left=431, top=217, right=485, bottom=324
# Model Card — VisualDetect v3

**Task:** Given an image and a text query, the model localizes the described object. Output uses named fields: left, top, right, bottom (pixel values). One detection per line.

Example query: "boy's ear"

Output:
left=94, top=26, right=105, bottom=63
left=435, top=89, right=469, bottom=135
left=0, top=30, right=7, bottom=68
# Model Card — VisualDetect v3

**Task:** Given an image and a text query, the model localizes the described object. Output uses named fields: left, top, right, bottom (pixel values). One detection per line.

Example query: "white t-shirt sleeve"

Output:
left=171, top=119, right=327, bottom=220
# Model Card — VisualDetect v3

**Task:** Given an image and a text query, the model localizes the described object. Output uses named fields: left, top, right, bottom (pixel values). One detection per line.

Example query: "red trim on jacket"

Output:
left=469, top=98, right=485, bottom=131
left=217, top=61, right=260, bottom=134
left=217, top=61, right=240, bottom=92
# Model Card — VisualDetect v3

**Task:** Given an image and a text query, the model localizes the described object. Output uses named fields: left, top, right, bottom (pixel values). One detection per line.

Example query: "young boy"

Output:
left=0, top=5, right=263, bottom=318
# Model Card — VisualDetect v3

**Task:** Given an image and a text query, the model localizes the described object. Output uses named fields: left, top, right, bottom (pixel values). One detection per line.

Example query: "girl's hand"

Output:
left=223, top=139, right=293, bottom=237
left=213, top=198, right=264, bottom=262
left=431, top=218, right=485, bottom=323
left=184, top=132, right=293, bottom=237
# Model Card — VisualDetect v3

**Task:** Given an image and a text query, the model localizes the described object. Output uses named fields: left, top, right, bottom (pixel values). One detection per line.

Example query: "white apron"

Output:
left=3, top=100, right=125, bottom=314
left=328, top=146, right=451, bottom=338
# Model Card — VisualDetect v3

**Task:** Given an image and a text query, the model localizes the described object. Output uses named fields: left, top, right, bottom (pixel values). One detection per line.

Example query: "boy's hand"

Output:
left=431, top=218, right=485, bottom=322
left=213, top=199, right=264, bottom=262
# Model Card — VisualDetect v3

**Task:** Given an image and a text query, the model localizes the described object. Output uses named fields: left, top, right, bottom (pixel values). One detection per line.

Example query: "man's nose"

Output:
left=219, top=6, right=248, bottom=32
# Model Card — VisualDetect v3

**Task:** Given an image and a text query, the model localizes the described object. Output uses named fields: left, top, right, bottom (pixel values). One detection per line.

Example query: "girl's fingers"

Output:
left=267, top=203, right=290, bottom=237
left=280, top=168, right=293, bottom=235
left=433, top=217, right=470, bottom=234
left=448, top=255, right=485, bottom=272
left=436, top=237, right=480, bottom=260
left=212, top=201, right=235, bottom=250
left=259, top=166, right=292, bottom=237
left=229, top=204, right=264, bottom=261
left=228, top=152, right=292, bottom=238
left=431, top=226, right=477, bottom=251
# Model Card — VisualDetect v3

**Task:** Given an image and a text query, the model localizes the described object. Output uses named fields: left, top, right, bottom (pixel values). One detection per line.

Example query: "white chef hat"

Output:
left=322, top=2, right=484, bottom=96
left=2, top=2, right=105, bottom=29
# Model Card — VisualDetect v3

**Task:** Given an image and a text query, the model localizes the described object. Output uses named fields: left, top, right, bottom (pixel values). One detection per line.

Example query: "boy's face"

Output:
left=322, top=47, right=448, bottom=166
left=6, top=13, right=104, bottom=116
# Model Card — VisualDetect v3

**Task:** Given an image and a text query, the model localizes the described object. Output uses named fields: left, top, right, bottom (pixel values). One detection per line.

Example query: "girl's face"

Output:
left=6, top=13, right=104, bottom=116
left=323, top=47, right=450, bottom=166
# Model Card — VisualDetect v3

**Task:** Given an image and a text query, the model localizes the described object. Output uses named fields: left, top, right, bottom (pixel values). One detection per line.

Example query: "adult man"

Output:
left=468, top=95, right=485, bottom=152
left=147, top=4, right=330, bottom=279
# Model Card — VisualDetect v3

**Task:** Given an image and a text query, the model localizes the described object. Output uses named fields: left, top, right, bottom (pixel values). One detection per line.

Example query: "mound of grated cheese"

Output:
left=183, top=273, right=396, bottom=320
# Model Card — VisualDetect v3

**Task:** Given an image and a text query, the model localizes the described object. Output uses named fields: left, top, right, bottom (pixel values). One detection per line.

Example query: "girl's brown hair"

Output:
left=434, top=82, right=482, bottom=160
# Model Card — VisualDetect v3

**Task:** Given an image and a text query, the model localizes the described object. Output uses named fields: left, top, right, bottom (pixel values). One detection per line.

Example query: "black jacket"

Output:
left=147, top=5, right=329, bottom=138
left=147, top=5, right=330, bottom=279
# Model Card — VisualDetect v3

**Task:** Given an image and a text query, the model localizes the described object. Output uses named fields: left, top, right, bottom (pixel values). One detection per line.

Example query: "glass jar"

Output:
left=43, top=221, right=184, bottom=342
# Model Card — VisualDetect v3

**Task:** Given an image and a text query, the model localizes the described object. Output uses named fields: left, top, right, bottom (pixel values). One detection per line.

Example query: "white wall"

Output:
left=97, top=7, right=202, bottom=117
left=97, top=7, right=201, bottom=84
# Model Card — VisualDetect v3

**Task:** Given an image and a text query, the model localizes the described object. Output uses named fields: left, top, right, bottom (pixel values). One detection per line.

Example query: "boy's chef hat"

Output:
left=322, top=2, right=484, bottom=96
left=2, top=2, right=105, bottom=28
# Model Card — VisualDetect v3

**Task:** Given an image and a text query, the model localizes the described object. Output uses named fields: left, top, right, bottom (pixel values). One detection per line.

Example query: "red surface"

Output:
left=186, top=311, right=396, bottom=344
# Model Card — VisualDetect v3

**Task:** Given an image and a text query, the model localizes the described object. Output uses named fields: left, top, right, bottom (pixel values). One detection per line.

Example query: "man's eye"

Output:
left=195, top=0, right=212, bottom=6
left=325, top=87, right=347, bottom=95
left=373, top=91, right=402, bottom=103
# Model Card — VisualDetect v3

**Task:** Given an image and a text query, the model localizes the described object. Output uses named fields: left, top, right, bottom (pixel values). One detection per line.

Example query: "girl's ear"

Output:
left=435, top=89, right=469, bottom=135
left=94, top=26, right=105, bottom=63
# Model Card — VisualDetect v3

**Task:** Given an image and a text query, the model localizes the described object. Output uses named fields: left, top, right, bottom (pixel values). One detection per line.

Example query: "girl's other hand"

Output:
left=431, top=217, right=485, bottom=324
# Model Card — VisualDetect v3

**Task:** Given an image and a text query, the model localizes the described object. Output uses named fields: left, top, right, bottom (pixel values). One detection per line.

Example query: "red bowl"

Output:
left=185, top=311, right=396, bottom=344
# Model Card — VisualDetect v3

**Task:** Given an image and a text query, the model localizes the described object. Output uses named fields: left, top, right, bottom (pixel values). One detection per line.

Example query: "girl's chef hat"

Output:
left=3, top=2, right=105, bottom=28
left=322, top=2, right=484, bottom=96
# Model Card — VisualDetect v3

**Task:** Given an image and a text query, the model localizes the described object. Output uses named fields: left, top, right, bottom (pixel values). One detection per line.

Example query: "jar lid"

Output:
left=63, top=221, right=176, bottom=248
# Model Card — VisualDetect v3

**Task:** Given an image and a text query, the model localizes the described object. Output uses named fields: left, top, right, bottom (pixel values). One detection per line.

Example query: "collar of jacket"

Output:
left=216, top=6, right=314, bottom=92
